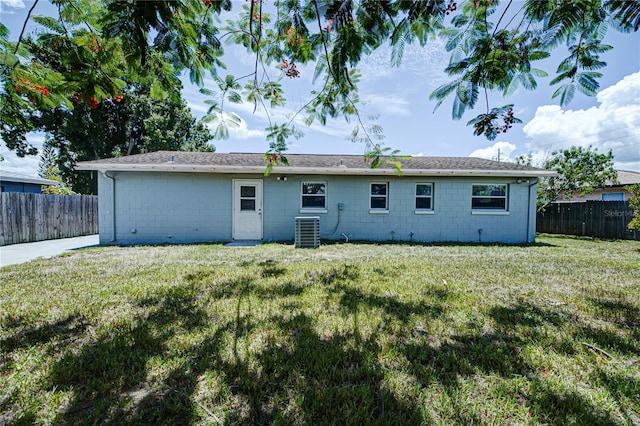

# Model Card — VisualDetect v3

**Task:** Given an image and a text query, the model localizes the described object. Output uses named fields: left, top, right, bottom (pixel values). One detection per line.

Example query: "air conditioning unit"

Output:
left=295, top=216, right=320, bottom=248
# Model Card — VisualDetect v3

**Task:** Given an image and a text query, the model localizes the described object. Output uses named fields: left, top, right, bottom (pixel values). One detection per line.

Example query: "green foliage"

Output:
left=37, top=143, right=58, bottom=179
left=364, top=144, right=408, bottom=175
left=1, top=0, right=640, bottom=165
left=514, top=153, right=533, bottom=167
left=263, top=123, right=300, bottom=175
left=624, top=184, right=640, bottom=230
left=466, top=104, right=522, bottom=141
left=13, top=84, right=214, bottom=193
left=41, top=165, right=77, bottom=195
left=538, top=145, right=618, bottom=210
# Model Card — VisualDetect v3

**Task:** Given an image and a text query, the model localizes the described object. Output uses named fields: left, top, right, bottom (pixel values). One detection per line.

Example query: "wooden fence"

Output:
left=537, top=201, right=639, bottom=240
left=0, top=193, right=98, bottom=246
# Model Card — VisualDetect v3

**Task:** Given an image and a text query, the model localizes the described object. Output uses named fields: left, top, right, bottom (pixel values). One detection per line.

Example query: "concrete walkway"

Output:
left=0, top=235, right=100, bottom=267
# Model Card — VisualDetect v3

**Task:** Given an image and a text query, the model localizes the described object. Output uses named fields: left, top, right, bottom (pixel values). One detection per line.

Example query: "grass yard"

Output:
left=1, top=235, right=639, bottom=425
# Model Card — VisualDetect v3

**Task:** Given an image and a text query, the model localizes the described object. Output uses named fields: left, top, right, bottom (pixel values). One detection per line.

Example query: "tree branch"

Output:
left=14, top=0, right=40, bottom=54
left=492, top=0, right=513, bottom=37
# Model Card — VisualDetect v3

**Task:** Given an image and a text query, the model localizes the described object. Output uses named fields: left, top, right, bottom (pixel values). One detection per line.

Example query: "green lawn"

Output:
left=1, top=235, right=639, bottom=425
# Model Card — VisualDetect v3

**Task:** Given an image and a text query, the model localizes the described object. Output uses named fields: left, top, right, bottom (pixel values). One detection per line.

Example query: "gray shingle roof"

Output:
left=613, top=170, right=640, bottom=186
left=77, top=151, right=554, bottom=177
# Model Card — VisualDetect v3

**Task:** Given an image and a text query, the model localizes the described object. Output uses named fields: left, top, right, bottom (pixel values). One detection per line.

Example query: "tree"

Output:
left=625, top=184, right=640, bottom=231
left=40, top=164, right=77, bottom=195
left=537, top=145, right=618, bottom=210
left=15, top=83, right=214, bottom=193
left=38, top=143, right=58, bottom=178
left=1, top=0, right=639, bottom=160
left=38, top=144, right=76, bottom=194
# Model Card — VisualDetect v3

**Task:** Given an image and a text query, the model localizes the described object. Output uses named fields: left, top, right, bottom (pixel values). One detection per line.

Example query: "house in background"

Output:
left=77, top=151, right=555, bottom=245
left=558, top=170, right=640, bottom=202
left=0, top=170, right=60, bottom=193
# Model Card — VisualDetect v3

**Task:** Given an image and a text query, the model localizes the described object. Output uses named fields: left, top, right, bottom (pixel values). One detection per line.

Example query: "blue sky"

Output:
left=1, top=0, right=639, bottom=177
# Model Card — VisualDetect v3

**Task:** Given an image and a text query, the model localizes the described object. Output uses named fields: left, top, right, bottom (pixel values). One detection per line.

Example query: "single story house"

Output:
left=76, top=151, right=555, bottom=245
left=0, top=170, right=60, bottom=193
left=557, top=170, right=640, bottom=202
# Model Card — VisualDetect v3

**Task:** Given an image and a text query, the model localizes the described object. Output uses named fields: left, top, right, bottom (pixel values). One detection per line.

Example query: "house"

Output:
left=558, top=170, right=640, bottom=202
left=76, top=151, right=555, bottom=245
left=0, top=170, right=60, bottom=193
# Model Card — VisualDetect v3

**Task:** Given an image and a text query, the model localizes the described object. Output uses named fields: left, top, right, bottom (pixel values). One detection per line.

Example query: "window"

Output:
left=602, top=192, right=624, bottom=201
left=370, top=183, right=388, bottom=210
left=472, top=184, right=508, bottom=210
left=240, top=185, right=256, bottom=211
left=301, top=182, right=326, bottom=209
left=415, top=183, right=433, bottom=210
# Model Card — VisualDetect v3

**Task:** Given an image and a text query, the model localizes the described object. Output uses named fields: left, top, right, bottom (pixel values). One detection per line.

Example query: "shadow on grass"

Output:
left=6, top=260, right=636, bottom=425
left=398, top=302, right=637, bottom=424
left=0, top=315, right=90, bottom=356
left=587, top=297, right=640, bottom=327
left=211, top=313, right=424, bottom=425
left=47, top=284, right=208, bottom=425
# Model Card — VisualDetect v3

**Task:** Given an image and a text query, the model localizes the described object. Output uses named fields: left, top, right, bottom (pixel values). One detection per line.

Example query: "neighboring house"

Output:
left=0, top=170, right=60, bottom=193
left=76, top=151, right=555, bottom=245
left=558, top=170, right=640, bottom=202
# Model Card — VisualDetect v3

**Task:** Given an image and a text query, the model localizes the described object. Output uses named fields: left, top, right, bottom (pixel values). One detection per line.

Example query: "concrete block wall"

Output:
left=267, top=175, right=536, bottom=243
left=98, top=172, right=232, bottom=245
left=98, top=171, right=537, bottom=245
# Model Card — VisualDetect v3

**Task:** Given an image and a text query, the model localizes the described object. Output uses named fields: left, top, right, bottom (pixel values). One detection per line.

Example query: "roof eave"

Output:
left=76, top=163, right=555, bottom=177
left=0, top=177, right=61, bottom=185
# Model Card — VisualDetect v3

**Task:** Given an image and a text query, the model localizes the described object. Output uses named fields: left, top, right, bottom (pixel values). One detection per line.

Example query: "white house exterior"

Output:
left=77, top=151, right=555, bottom=245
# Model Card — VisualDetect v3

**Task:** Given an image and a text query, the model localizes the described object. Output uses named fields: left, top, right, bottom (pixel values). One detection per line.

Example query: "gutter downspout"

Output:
left=526, top=178, right=539, bottom=243
left=102, top=171, right=117, bottom=243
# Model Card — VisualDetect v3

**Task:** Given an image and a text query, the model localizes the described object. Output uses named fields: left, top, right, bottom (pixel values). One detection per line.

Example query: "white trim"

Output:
left=472, top=211, right=510, bottom=216
left=370, top=182, right=389, bottom=211
left=299, top=209, right=328, bottom=214
left=471, top=183, right=509, bottom=212
left=415, top=210, right=436, bottom=215
left=300, top=181, right=327, bottom=210
left=415, top=182, right=434, bottom=212
left=77, top=163, right=555, bottom=177
left=232, top=179, right=263, bottom=240
left=369, top=210, right=390, bottom=214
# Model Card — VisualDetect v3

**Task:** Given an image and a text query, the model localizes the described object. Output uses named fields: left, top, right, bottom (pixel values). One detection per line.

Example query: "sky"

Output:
left=1, top=0, right=639, bottom=178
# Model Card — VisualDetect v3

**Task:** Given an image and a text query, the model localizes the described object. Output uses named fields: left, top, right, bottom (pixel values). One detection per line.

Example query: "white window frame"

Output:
left=370, top=182, right=389, bottom=213
left=471, top=183, right=509, bottom=215
left=300, top=182, right=327, bottom=213
left=415, top=183, right=434, bottom=215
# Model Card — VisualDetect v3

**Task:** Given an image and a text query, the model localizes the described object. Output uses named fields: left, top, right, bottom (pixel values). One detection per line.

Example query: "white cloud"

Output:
left=1, top=136, right=44, bottom=177
left=205, top=112, right=265, bottom=140
left=469, top=142, right=516, bottom=162
left=523, top=71, right=640, bottom=171
left=0, top=0, right=25, bottom=10
left=363, top=94, right=410, bottom=117
left=358, top=40, right=448, bottom=88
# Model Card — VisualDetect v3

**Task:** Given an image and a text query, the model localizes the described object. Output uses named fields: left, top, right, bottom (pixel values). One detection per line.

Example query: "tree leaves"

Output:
left=3, top=0, right=640, bottom=167
left=538, top=145, right=618, bottom=210
left=624, top=184, right=640, bottom=230
left=467, top=104, right=521, bottom=141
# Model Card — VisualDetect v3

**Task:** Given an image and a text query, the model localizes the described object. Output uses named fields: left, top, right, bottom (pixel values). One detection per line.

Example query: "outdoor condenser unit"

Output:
left=294, top=216, right=320, bottom=248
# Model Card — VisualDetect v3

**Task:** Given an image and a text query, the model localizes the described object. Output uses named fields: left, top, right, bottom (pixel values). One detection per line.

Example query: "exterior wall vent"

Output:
left=295, top=216, right=320, bottom=248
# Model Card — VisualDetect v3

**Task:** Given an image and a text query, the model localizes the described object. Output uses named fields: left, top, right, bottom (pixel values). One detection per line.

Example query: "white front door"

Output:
left=232, top=180, right=263, bottom=240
